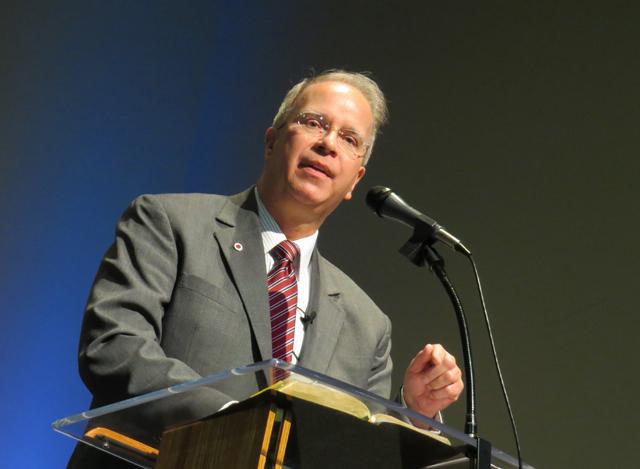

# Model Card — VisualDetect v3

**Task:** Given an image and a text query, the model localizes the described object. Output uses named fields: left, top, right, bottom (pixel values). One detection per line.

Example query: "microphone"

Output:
left=300, top=310, right=317, bottom=329
left=366, top=186, right=470, bottom=256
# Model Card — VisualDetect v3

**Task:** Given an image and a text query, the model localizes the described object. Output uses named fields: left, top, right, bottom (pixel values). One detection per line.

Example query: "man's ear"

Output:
left=264, top=127, right=276, bottom=155
left=343, top=166, right=366, bottom=201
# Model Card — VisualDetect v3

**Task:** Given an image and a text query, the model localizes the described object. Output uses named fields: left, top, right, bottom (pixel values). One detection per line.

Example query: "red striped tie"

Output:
left=268, top=240, right=299, bottom=380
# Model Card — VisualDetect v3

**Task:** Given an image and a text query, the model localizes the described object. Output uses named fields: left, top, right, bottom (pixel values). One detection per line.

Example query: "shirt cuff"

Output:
left=399, top=386, right=444, bottom=430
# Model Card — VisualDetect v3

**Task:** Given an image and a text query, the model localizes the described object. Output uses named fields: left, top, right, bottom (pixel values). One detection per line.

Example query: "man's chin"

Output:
left=288, top=183, right=334, bottom=210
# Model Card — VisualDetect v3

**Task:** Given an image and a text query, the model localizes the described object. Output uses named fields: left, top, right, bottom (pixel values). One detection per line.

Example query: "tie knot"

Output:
left=272, top=240, right=299, bottom=264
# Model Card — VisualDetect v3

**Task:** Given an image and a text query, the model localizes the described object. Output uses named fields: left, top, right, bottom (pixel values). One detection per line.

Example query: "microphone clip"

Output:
left=399, top=229, right=444, bottom=269
left=300, top=310, right=317, bottom=330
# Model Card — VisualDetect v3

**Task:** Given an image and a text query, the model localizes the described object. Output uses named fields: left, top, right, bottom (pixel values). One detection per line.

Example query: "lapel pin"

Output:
left=233, top=242, right=243, bottom=252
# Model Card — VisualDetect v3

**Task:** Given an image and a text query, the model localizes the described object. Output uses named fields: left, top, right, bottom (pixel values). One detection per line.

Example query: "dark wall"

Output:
left=1, top=2, right=638, bottom=467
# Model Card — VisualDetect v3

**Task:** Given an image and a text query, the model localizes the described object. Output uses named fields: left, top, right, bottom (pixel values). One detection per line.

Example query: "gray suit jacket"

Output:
left=70, top=189, right=392, bottom=467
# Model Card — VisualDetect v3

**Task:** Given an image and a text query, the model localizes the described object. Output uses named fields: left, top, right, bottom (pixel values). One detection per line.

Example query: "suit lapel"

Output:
left=210, top=190, right=346, bottom=371
left=213, top=190, right=272, bottom=362
left=298, top=252, right=345, bottom=374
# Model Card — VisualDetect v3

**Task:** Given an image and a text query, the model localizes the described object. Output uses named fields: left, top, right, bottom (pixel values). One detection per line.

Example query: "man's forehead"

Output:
left=296, top=81, right=366, bottom=107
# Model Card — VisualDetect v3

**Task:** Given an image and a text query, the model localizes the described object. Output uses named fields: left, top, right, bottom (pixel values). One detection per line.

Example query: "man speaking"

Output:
left=69, top=70, right=464, bottom=467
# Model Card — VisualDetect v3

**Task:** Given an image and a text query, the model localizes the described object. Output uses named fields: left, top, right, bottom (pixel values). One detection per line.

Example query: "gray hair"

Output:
left=271, top=70, right=388, bottom=165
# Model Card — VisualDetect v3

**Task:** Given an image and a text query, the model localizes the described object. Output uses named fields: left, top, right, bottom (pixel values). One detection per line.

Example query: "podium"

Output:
left=54, top=360, right=532, bottom=468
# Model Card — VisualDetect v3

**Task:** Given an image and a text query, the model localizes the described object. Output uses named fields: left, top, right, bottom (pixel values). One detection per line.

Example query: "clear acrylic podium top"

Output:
left=53, top=359, right=532, bottom=468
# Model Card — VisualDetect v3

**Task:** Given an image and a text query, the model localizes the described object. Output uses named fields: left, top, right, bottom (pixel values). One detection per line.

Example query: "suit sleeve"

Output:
left=78, top=195, right=228, bottom=413
left=367, top=313, right=393, bottom=399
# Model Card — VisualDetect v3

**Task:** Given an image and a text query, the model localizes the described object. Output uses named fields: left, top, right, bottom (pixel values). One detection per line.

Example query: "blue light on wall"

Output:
left=0, top=3, right=300, bottom=466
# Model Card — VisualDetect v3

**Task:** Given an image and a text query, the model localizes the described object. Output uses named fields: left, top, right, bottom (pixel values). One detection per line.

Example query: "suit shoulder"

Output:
left=124, top=192, right=240, bottom=223
left=132, top=193, right=228, bottom=210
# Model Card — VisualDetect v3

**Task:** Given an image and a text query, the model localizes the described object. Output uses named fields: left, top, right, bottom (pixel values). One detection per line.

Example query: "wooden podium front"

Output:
left=156, top=389, right=462, bottom=469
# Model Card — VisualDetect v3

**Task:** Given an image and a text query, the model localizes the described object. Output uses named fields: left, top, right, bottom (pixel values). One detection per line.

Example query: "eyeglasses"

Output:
left=292, top=112, right=369, bottom=159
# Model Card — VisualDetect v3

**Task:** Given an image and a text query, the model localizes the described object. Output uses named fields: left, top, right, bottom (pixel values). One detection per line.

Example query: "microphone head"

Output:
left=366, top=186, right=392, bottom=216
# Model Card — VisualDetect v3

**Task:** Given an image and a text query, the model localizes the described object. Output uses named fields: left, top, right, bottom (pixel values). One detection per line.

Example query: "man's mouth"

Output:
left=300, top=160, right=332, bottom=178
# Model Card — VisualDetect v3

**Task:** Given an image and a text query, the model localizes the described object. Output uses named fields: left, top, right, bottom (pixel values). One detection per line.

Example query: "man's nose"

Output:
left=313, top=129, right=339, bottom=156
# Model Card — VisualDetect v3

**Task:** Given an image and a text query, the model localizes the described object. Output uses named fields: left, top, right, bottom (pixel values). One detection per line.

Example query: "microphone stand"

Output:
left=399, top=230, right=491, bottom=469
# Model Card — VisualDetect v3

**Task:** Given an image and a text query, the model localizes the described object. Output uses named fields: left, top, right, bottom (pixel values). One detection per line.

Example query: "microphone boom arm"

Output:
left=400, top=234, right=489, bottom=467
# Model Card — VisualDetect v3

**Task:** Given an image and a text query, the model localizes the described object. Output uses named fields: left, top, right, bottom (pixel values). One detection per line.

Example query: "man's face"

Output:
left=261, top=81, right=371, bottom=215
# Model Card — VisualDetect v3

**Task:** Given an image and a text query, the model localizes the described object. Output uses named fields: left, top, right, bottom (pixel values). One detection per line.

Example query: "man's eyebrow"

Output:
left=299, top=109, right=323, bottom=117
left=339, top=125, right=367, bottom=140
left=341, top=126, right=360, bottom=134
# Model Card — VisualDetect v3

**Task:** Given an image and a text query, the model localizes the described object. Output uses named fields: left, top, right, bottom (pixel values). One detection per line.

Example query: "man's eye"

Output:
left=342, top=134, right=360, bottom=148
left=305, top=118, right=323, bottom=129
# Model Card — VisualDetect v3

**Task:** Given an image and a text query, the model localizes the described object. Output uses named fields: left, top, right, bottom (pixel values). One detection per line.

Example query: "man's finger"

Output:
left=424, top=367, right=462, bottom=391
left=417, top=350, right=457, bottom=384
left=429, top=381, right=464, bottom=401
left=406, top=344, right=435, bottom=373
left=429, top=344, right=446, bottom=366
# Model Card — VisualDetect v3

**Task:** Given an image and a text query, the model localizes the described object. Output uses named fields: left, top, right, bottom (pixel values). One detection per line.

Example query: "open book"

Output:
left=260, top=375, right=451, bottom=446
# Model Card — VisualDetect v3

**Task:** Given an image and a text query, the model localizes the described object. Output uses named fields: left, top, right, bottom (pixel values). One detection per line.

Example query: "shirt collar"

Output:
left=254, top=188, right=318, bottom=269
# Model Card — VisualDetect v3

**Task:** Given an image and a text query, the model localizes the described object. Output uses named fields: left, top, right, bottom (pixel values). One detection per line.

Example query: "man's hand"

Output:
left=402, top=344, right=464, bottom=419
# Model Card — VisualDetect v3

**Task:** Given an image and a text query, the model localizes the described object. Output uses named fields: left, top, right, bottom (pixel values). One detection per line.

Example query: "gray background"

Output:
left=319, top=3, right=640, bottom=467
